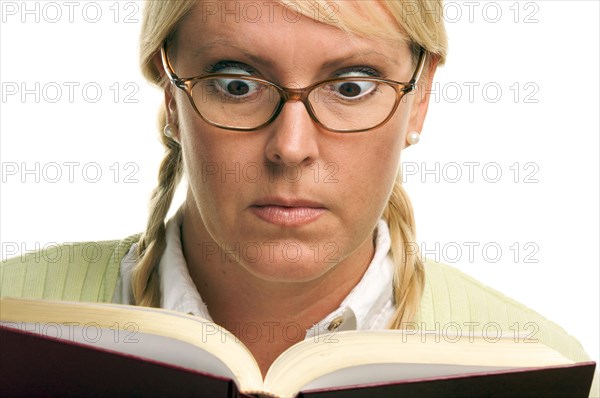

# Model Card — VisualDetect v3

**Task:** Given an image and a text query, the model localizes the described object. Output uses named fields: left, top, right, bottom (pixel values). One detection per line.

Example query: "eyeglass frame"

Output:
left=160, top=40, right=427, bottom=133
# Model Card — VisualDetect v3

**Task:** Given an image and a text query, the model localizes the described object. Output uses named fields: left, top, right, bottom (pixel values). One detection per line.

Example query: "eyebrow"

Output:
left=191, top=39, right=403, bottom=72
left=321, top=51, right=400, bottom=70
left=191, top=39, right=276, bottom=68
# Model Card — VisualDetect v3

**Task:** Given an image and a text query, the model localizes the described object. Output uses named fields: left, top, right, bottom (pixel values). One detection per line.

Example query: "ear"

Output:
left=163, top=86, right=178, bottom=125
left=152, top=51, right=181, bottom=142
left=406, top=55, right=440, bottom=138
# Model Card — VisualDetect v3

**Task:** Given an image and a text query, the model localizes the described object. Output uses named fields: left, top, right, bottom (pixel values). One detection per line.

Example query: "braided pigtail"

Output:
left=384, top=177, right=425, bottom=328
left=131, top=107, right=183, bottom=307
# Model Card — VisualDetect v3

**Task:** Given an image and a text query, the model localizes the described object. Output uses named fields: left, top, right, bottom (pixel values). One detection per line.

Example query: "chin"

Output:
left=238, top=251, right=339, bottom=284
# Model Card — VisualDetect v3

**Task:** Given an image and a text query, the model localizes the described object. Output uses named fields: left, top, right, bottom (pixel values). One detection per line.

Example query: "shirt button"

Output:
left=327, top=316, right=344, bottom=331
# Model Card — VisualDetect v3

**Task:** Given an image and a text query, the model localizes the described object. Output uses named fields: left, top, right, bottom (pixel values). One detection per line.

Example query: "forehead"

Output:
left=178, top=0, right=393, bottom=32
left=173, top=0, right=410, bottom=77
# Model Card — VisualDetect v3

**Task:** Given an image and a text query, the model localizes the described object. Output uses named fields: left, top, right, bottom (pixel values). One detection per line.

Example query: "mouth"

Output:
left=249, top=197, right=326, bottom=227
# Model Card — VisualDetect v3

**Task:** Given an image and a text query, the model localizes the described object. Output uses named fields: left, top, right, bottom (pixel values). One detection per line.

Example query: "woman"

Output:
left=128, top=0, right=443, bottom=372
left=2, top=0, right=597, bottom=393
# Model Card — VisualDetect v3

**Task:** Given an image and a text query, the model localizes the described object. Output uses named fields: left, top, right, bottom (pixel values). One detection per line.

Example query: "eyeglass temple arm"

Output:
left=161, top=42, right=187, bottom=89
left=407, top=50, right=427, bottom=92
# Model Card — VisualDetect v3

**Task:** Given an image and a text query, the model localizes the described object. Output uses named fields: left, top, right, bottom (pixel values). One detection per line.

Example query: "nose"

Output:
left=264, top=100, right=320, bottom=167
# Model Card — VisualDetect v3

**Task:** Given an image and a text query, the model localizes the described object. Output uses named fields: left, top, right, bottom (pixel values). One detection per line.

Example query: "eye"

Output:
left=327, top=69, right=380, bottom=100
left=215, top=77, right=259, bottom=97
left=210, top=65, right=261, bottom=99
left=332, top=80, right=377, bottom=99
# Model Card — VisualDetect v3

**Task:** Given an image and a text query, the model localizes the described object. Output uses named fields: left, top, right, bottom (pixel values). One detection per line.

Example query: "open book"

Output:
left=0, top=297, right=595, bottom=397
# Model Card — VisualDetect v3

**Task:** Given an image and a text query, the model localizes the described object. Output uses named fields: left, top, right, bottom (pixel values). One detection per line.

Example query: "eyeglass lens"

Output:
left=190, top=76, right=399, bottom=131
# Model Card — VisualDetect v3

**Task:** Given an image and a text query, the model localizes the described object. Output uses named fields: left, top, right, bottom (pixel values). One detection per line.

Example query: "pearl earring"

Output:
left=164, top=124, right=178, bottom=138
left=406, top=131, right=420, bottom=145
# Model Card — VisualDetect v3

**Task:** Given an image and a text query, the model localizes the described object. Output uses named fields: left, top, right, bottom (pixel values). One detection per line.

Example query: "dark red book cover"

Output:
left=0, top=326, right=237, bottom=398
left=298, top=361, right=596, bottom=398
left=0, top=326, right=595, bottom=398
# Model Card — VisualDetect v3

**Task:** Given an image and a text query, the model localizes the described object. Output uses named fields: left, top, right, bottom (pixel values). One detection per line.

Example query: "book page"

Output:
left=300, top=362, right=512, bottom=391
left=0, top=298, right=264, bottom=392
left=264, top=330, right=573, bottom=396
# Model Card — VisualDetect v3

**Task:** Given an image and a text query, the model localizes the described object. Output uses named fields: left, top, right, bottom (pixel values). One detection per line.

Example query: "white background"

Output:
left=1, top=1, right=598, bottom=365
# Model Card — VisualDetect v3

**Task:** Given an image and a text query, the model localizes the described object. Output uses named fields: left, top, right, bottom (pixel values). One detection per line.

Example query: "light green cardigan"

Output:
left=1, top=234, right=597, bottom=396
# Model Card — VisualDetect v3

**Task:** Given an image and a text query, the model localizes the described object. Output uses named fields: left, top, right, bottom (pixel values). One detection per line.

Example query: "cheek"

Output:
left=340, top=109, right=408, bottom=222
left=177, top=104, right=250, bottom=231
left=346, top=120, right=405, bottom=194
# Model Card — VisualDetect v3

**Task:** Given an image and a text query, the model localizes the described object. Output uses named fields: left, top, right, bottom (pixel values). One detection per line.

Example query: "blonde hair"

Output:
left=134, top=0, right=448, bottom=327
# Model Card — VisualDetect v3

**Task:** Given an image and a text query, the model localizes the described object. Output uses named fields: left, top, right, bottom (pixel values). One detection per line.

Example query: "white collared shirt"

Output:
left=113, top=211, right=396, bottom=335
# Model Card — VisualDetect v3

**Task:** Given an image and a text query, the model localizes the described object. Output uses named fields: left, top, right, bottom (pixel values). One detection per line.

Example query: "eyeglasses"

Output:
left=161, top=42, right=427, bottom=133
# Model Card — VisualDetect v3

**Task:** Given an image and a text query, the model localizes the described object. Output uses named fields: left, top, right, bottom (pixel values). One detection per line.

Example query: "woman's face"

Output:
left=165, top=0, right=433, bottom=282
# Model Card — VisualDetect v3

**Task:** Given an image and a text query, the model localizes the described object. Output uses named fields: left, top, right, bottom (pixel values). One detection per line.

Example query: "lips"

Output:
left=249, top=197, right=326, bottom=227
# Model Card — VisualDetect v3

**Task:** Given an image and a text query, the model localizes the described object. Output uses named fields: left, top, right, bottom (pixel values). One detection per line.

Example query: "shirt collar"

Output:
left=157, top=210, right=395, bottom=333
left=305, top=219, right=395, bottom=337
left=158, top=208, right=212, bottom=319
